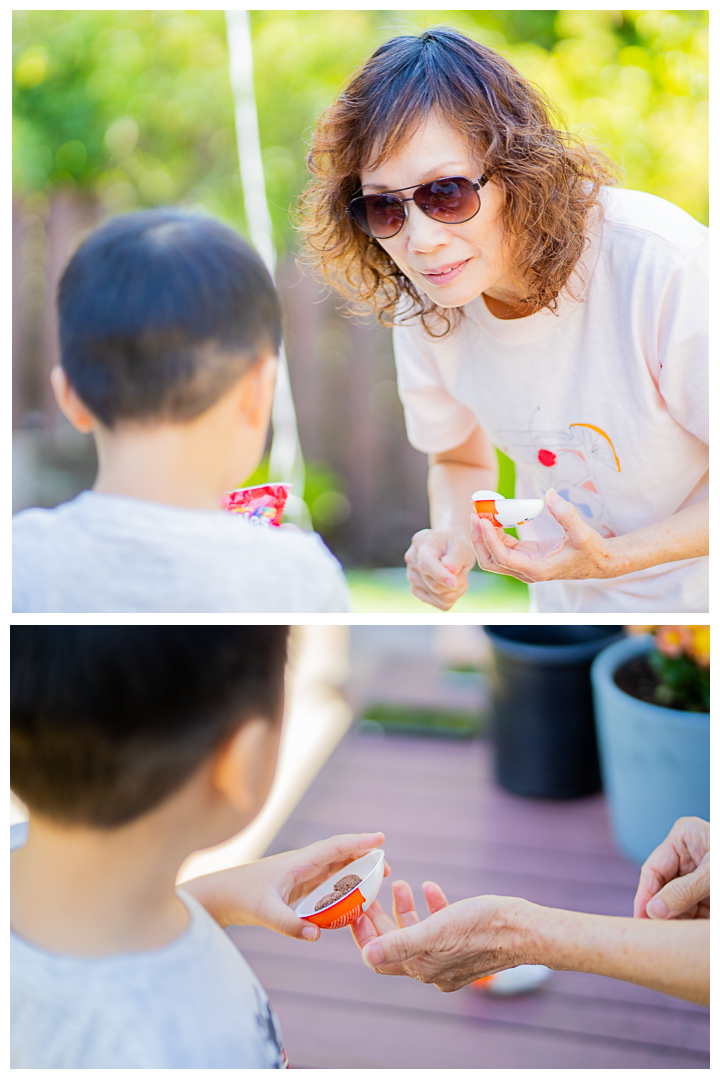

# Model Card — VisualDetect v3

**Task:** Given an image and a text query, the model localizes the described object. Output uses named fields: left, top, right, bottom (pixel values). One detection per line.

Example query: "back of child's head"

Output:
left=58, top=209, right=282, bottom=428
left=11, top=626, right=289, bottom=828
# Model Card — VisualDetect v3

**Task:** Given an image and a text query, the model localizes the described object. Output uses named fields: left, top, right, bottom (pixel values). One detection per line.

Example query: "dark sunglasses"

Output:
left=346, top=173, right=491, bottom=240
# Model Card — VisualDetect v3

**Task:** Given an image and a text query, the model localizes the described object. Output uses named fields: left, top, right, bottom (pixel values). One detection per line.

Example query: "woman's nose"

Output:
left=404, top=201, right=451, bottom=252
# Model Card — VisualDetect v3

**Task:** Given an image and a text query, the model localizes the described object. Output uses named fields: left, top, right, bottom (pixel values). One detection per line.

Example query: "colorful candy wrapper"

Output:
left=221, top=483, right=291, bottom=527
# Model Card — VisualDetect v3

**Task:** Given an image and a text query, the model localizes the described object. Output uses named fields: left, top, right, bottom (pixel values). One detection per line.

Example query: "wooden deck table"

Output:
left=228, top=730, right=710, bottom=1069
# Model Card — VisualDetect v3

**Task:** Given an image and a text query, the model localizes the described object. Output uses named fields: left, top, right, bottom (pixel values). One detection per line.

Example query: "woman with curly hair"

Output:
left=299, top=27, right=708, bottom=613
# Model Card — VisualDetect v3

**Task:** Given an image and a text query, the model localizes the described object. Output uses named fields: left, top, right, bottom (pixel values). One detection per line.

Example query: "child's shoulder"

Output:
left=11, top=890, right=285, bottom=1068
left=13, top=493, right=350, bottom=613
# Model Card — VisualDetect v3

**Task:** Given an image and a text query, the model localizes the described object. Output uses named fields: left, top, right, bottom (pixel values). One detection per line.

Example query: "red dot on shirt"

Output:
left=538, top=448, right=557, bottom=467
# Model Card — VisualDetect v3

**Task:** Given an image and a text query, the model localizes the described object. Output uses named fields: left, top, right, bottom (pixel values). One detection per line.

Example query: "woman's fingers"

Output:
left=350, top=912, right=380, bottom=950
left=361, top=920, right=430, bottom=970
left=544, top=488, right=588, bottom=543
left=406, top=567, right=458, bottom=610
left=423, top=880, right=450, bottom=914
left=405, top=531, right=472, bottom=607
left=362, top=898, right=401, bottom=937
left=470, top=518, right=544, bottom=583
left=646, top=854, right=710, bottom=920
left=392, top=880, right=420, bottom=927
left=633, top=818, right=710, bottom=918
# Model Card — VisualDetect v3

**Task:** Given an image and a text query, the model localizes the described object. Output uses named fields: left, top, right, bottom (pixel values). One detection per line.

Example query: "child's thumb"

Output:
left=266, top=898, right=321, bottom=941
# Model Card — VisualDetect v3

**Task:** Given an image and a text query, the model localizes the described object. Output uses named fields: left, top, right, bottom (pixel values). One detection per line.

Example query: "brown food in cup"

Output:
left=334, top=874, right=362, bottom=895
left=314, top=892, right=340, bottom=912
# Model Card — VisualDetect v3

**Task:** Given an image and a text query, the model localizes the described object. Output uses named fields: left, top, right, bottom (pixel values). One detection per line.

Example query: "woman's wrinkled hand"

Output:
left=404, top=530, right=476, bottom=610
left=470, top=488, right=614, bottom=583
left=634, top=817, right=710, bottom=921
left=351, top=880, right=532, bottom=992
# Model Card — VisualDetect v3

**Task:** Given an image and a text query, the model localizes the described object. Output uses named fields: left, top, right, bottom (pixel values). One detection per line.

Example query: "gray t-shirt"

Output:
left=10, top=823, right=287, bottom=1068
left=13, top=491, right=351, bottom=613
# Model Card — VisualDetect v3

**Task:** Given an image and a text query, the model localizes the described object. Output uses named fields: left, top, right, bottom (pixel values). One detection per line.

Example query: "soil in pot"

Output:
left=614, top=655, right=708, bottom=712
left=613, top=655, right=663, bottom=707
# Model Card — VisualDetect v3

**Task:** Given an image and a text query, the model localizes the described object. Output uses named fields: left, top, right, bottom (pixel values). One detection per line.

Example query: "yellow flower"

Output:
left=688, top=625, right=710, bottom=667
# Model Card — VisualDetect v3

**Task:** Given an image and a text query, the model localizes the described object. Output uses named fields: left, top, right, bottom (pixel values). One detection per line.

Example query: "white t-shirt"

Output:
left=393, top=187, right=708, bottom=613
left=10, top=823, right=287, bottom=1069
left=13, top=491, right=351, bottom=613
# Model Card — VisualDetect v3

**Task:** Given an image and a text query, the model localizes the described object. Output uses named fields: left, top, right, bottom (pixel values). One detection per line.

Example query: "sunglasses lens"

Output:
left=415, top=177, right=478, bottom=223
left=350, top=194, right=405, bottom=238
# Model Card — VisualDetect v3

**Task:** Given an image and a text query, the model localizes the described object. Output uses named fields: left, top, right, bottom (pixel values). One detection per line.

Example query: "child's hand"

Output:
left=182, top=832, right=389, bottom=940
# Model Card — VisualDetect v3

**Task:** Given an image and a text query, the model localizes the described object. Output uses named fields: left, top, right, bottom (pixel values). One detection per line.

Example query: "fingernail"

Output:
left=646, top=897, right=668, bottom=919
left=302, top=925, right=320, bottom=940
left=546, top=488, right=559, bottom=504
left=363, top=942, right=384, bottom=967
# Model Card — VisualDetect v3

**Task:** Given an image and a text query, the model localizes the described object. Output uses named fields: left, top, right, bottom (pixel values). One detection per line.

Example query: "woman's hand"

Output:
left=405, top=530, right=476, bottom=609
left=351, top=880, right=533, bottom=991
left=634, top=817, right=710, bottom=921
left=471, top=490, right=708, bottom=584
left=470, top=488, right=613, bottom=583
left=182, top=832, right=389, bottom=941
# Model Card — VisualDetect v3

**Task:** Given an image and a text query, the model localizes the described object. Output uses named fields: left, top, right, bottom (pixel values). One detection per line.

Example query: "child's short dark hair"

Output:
left=58, top=209, right=282, bottom=428
left=11, top=626, right=289, bottom=828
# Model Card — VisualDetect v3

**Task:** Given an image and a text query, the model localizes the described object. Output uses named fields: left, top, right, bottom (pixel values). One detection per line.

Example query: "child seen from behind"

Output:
left=11, top=625, right=385, bottom=1067
left=12, top=211, right=349, bottom=612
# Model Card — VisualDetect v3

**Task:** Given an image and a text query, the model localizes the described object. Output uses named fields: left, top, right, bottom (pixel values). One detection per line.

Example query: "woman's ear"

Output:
left=210, top=717, right=281, bottom=819
left=50, top=366, right=96, bottom=433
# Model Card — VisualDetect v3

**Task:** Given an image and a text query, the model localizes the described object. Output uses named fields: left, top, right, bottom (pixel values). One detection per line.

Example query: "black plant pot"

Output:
left=485, top=625, right=625, bottom=799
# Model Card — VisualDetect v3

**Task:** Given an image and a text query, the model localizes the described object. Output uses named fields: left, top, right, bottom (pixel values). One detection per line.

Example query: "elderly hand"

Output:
left=470, top=488, right=614, bottom=583
left=182, top=832, right=389, bottom=941
left=634, top=817, right=710, bottom=921
left=351, top=879, right=533, bottom=991
left=404, top=530, right=476, bottom=610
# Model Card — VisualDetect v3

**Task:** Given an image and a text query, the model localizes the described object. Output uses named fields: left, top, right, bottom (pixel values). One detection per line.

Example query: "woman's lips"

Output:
left=419, top=258, right=471, bottom=285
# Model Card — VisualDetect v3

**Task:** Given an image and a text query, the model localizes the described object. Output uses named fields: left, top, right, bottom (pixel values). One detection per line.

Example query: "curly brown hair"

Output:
left=297, top=26, right=620, bottom=336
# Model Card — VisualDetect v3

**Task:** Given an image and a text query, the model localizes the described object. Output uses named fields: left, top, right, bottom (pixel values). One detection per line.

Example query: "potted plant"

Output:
left=484, top=626, right=625, bottom=799
left=590, top=626, right=710, bottom=864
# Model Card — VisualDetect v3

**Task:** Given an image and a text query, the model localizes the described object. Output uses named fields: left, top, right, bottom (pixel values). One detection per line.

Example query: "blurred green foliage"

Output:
left=239, top=453, right=351, bottom=530
left=14, top=9, right=709, bottom=247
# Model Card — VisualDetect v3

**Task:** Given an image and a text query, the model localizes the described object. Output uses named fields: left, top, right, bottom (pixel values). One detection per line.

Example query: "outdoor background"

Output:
left=13, top=10, right=709, bottom=610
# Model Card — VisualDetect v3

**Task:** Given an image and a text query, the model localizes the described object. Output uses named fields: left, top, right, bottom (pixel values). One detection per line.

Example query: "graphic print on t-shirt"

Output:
left=495, top=409, right=622, bottom=538
left=253, top=986, right=288, bottom=1068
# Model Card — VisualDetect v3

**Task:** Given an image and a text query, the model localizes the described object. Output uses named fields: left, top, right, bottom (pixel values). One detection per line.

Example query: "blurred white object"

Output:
left=471, top=490, right=545, bottom=528
left=474, top=964, right=552, bottom=996
left=225, top=11, right=308, bottom=526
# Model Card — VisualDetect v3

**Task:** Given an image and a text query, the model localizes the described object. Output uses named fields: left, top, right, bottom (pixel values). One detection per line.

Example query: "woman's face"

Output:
left=360, top=112, right=525, bottom=311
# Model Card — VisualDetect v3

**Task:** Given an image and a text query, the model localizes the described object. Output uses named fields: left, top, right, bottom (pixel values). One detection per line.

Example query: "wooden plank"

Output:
left=265, top=992, right=709, bottom=1070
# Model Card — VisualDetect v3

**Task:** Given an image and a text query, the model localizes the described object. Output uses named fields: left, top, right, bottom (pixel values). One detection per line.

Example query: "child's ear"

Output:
left=238, top=354, right=278, bottom=428
left=210, top=717, right=280, bottom=816
left=50, top=366, right=96, bottom=434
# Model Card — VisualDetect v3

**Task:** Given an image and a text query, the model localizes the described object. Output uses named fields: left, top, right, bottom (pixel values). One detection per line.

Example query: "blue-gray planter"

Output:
left=591, top=634, right=710, bottom=864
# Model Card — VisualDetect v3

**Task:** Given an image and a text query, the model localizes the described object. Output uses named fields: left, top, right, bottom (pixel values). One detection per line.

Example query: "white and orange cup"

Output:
left=471, top=490, right=545, bottom=529
left=294, top=849, right=385, bottom=931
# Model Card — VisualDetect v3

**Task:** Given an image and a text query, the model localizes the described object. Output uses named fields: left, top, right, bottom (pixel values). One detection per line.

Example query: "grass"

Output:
left=359, top=702, right=487, bottom=739
left=346, top=568, right=529, bottom=613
